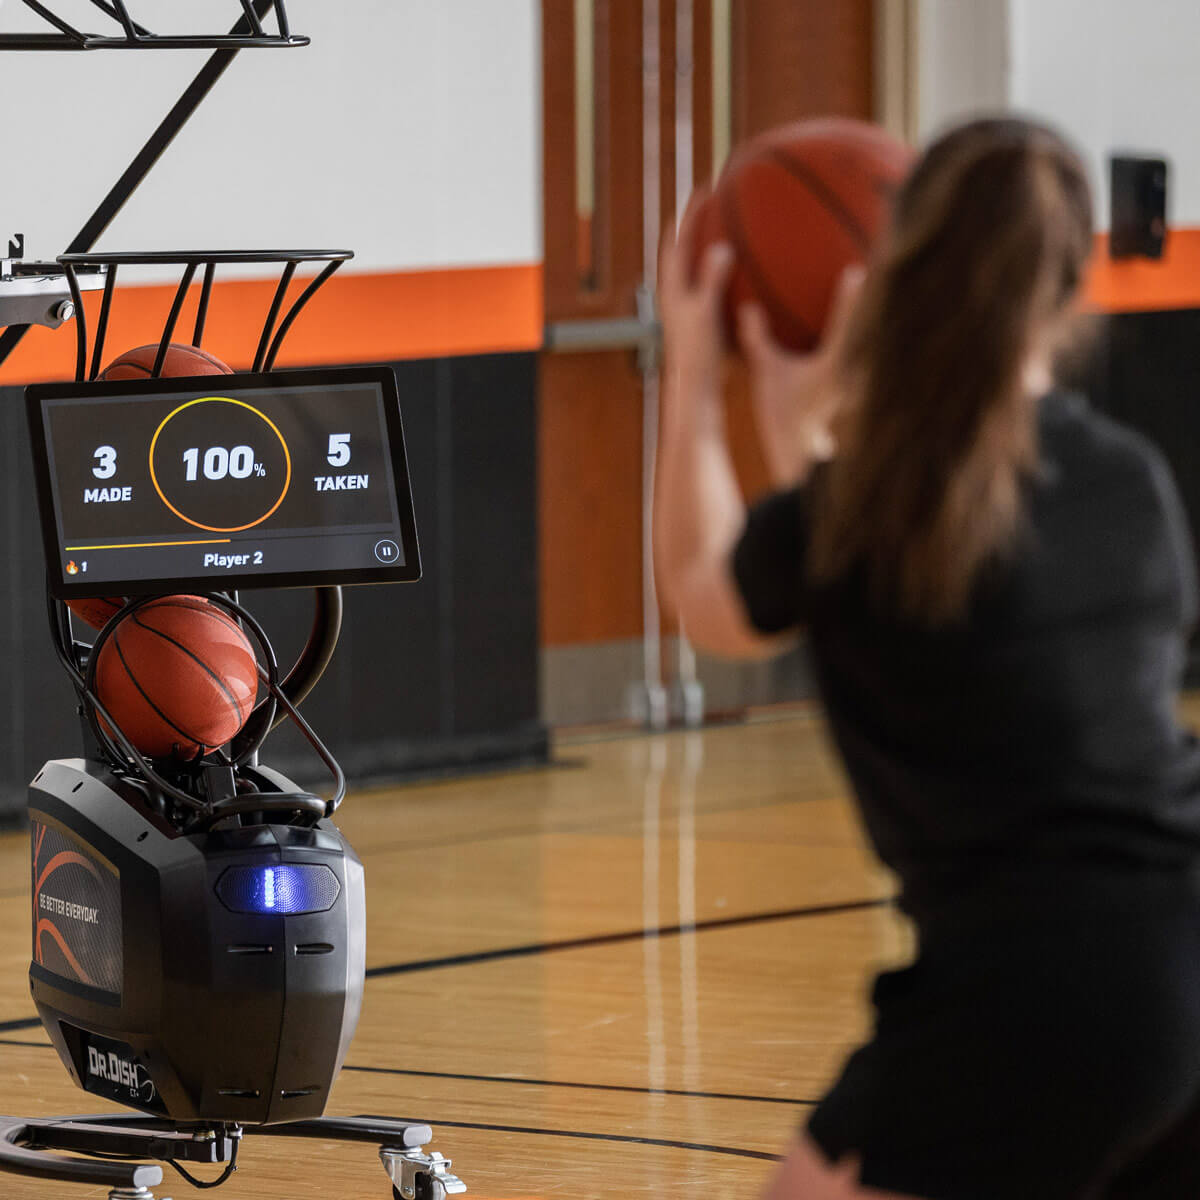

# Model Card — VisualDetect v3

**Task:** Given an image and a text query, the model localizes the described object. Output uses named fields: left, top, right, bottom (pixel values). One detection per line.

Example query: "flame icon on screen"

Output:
left=66, top=561, right=79, bottom=576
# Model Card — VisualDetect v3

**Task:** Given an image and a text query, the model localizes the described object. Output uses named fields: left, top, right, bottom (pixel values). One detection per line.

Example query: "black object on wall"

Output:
left=0, top=351, right=546, bottom=821
left=1110, top=155, right=1169, bottom=260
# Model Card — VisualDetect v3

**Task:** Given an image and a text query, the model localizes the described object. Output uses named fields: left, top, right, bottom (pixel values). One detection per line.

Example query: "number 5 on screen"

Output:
left=327, top=434, right=351, bottom=467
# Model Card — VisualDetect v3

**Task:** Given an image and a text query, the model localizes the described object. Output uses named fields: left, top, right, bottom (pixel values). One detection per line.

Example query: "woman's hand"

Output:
left=737, top=265, right=864, bottom=488
left=659, top=191, right=736, bottom=419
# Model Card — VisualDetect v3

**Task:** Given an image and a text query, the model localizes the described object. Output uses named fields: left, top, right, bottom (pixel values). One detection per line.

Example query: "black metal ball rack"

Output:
left=2, top=0, right=307, bottom=52
left=0, top=9, right=467, bottom=1199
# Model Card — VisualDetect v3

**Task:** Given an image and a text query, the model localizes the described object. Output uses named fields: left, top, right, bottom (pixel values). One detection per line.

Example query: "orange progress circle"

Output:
left=149, top=397, right=292, bottom=533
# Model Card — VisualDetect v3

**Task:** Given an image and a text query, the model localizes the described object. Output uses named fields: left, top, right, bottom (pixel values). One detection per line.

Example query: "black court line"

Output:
left=393, top=1116, right=782, bottom=1161
left=346, top=788, right=799, bottom=861
left=365, top=897, right=891, bottom=978
left=0, top=1044, right=817, bottom=1107
left=0, top=1037, right=785, bottom=1162
left=346, top=1063, right=814, bottom=1106
left=0, top=1017, right=43, bottom=1033
left=0, top=898, right=890, bottom=1032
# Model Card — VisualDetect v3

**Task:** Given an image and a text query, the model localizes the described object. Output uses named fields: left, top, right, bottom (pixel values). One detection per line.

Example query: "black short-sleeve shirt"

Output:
left=733, top=392, right=1200, bottom=922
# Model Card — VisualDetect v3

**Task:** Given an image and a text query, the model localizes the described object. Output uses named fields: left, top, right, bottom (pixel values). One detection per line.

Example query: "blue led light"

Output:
left=216, top=864, right=341, bottom=915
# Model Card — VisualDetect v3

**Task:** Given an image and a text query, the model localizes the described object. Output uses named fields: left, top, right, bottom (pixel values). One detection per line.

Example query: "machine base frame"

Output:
left=0, top=1111, right=465, bottom=1198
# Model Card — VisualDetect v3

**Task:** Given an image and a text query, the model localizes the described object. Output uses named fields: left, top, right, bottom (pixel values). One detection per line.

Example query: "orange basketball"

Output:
left=99, top=342, right=233, bottom=380
left=95, top=596, right=258, bottom=759
left=65, top=595, right=126, bottom=631
left=691, top=117, right=914, bottom=353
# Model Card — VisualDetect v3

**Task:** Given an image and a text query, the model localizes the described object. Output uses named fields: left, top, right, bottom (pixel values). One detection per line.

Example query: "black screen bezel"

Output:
left=26, top=365, right=421, bottom=597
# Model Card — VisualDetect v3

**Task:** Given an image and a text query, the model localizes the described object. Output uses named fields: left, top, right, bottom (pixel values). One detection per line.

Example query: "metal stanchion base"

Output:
left=671, top=678, right=705, bottom=728
left=629, top=681, right=670, bottom=731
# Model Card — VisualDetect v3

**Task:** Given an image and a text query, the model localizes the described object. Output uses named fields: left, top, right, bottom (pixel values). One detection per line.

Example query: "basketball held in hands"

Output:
left=689, top=117, right=913, bottom=354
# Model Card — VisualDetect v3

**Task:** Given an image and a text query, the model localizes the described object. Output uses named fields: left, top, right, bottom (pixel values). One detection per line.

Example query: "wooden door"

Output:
left=540, top=0, right=875, bottom=720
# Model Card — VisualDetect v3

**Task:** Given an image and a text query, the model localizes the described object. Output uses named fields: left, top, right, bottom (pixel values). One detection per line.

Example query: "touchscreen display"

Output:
left=27, top=367, right=419, bottom=596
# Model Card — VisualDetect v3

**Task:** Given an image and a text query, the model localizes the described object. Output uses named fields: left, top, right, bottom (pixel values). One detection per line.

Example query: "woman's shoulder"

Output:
left=1038, top=390, right=1175, bottom=502
left=1031, top=391, right=1195, bottom=619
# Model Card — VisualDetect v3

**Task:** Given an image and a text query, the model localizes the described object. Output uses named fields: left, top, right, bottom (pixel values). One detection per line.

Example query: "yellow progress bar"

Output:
left=64, top=538, right=233, bottom=551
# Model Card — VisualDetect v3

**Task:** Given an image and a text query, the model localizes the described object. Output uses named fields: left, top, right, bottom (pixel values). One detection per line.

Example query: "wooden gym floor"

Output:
left=0, top=707, right=917, bottom=1198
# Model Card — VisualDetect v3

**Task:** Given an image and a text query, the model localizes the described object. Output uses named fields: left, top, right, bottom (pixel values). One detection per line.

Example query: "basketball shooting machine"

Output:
left=0, top=5, right=467, bottom=1198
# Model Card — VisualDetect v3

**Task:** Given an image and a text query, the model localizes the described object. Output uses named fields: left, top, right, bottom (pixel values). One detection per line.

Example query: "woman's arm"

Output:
left=656, top=327, right=779, bottom=659
left=653, top=212, right=789, bottom=660
left=654, top=206, right=861, bottom=660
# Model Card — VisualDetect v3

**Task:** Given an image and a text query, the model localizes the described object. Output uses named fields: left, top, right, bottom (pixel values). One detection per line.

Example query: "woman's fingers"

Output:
left=662, top=184, right=712, bottom=293
left=677, top=185, right=711, bottom=269
left=737, top=303, right=778, bottom=367
left=659, top=225, right=682, bottom=301
left=698, top=241, right=734, bottom=297
left=822, top=264, right=866, bottom=357
left=661, top=185, right=723, bottom=307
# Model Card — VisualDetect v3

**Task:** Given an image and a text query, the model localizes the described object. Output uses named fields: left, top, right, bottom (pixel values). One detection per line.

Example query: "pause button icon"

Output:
left=374, top=539, right=400, bottom=563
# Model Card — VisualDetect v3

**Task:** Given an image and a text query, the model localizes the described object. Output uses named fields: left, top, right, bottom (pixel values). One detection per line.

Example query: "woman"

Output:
left=656, top=116, right=1200, bottom=1199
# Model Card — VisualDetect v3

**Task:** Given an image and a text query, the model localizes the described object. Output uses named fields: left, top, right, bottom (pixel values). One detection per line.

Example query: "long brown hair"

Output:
left=809, top=117, right=1094, bottom=624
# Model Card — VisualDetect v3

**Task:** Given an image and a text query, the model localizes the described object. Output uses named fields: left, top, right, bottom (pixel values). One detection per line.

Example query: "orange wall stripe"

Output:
left=0, top=262, right=544, bottom=384
left=1086, top=228, right=1200, bottom=314
left=7, top=232, right=1197, bottom=385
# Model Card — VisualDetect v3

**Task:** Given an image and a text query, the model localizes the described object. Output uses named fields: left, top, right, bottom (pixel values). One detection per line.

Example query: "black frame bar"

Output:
left=0, top=0, right=279, bottom=370
left=0, top=1112, right=431, bottom=1187
left=2, top=0, right=307, bottom=50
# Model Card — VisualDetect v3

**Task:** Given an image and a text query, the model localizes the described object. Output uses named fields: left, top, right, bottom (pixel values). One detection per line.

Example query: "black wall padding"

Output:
left=1063, top=309, right=1200, bottom=675
left=0, top=352, right=545, bottom=821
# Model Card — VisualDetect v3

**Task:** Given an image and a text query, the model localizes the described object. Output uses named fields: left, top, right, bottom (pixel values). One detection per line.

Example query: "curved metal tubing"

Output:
left=88, top=263, right=118, bottom=380
left=0, top=1116, right=161, bottom=1187
left=264, top=258, right=344, bottom=370
left=54, top=249, right=352, bottom=379
left=192, top=260, right=216, bottom=347
left=0, top=1111, right=431, bottom=1187
left=233, top=587, right=342, bottom=756
left=253, top=259, right=297, bottom=372
left=239, top=0, right=265, bottom=37
left=192, top=791, right=328, bottom=829
left=152, top=261, right=198, bottom=375
left=99, top=0, right=145, bottom=40
left=256, top=660, right=347, bottom=815
left=280, top=586, right=344, bottom=718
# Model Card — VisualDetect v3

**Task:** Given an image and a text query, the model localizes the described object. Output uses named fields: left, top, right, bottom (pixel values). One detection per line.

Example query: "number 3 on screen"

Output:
left=327, top=434, right=351, bottom=467
left=93, top=446, right=117, bottom=479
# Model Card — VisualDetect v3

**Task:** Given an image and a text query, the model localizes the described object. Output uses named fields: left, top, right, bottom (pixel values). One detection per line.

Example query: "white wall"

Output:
left=914, top=0, right=1009, bottom=140
left=914, top=0, right=1200, bottom=230
left=1009, top=0, right=1200, bottom=228
left=0, top=1, right=541, bottom=276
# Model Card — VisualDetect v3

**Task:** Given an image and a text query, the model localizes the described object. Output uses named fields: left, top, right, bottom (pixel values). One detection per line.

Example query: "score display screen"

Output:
left=27, top=366, right=420, bottom=596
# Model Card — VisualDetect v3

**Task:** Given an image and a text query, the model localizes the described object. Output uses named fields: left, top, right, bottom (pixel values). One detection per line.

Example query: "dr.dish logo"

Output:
left=86, top=1046, right=156, bottom=1103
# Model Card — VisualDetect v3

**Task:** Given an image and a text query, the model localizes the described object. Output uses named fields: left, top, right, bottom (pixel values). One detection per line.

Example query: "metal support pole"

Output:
left=633, top=0, right=669, bottom=730
left=671, top=0, right=705, bottom=728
